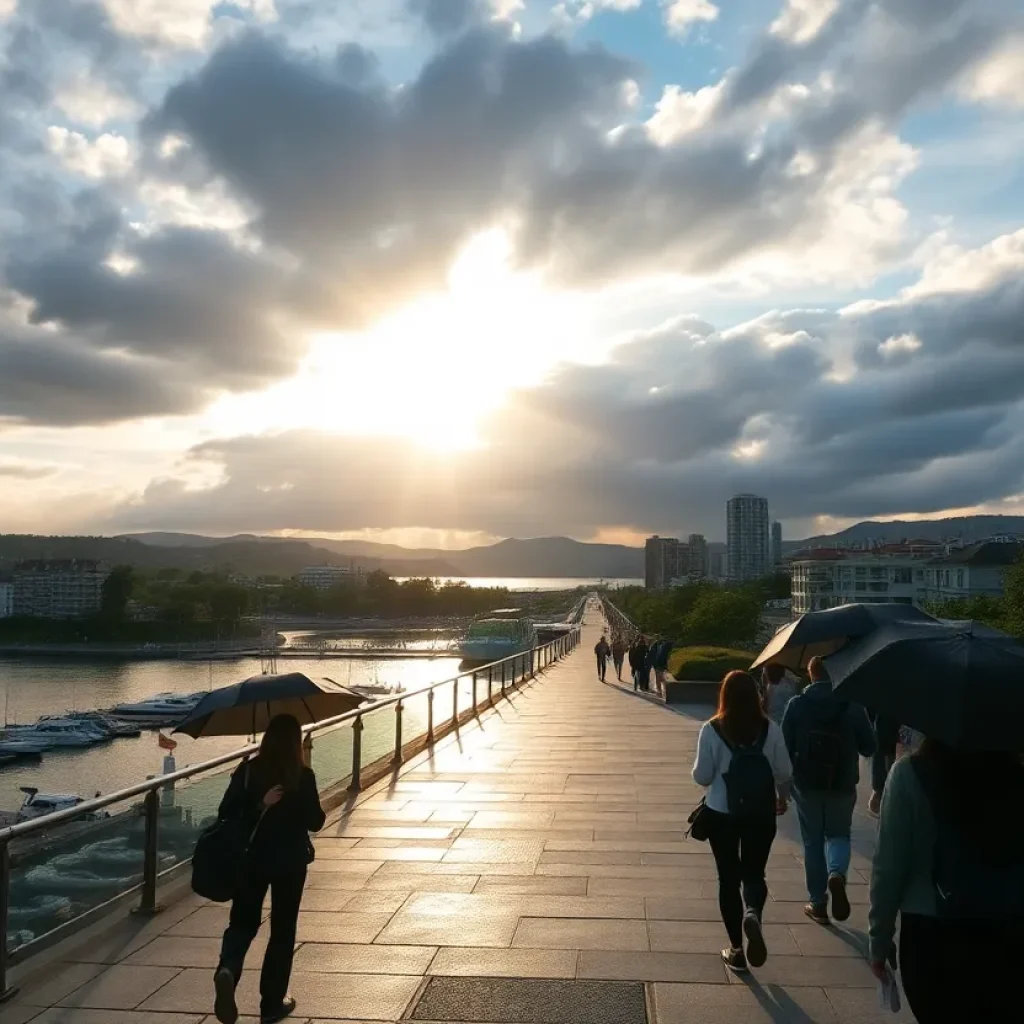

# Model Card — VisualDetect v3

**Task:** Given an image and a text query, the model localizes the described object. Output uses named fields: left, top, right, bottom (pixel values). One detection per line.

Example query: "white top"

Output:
left=692, top=719, right=793, bottom=814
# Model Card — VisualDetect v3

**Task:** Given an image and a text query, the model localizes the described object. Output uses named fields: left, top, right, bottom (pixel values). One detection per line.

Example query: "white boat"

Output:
left=11, top=787, right=108, bottom=822
left=5, top=718, right=109, bottom=748
left=452, top=609, right=538, bottom=665
left=108, top=691, right=205, bottom=727
left=0, top=737, right=48, bottom=756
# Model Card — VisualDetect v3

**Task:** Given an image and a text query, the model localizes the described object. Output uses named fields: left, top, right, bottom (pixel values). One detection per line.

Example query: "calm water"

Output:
left=394, top=576, right=641, bottom=591
left=0, top=651, right=463, bottom=811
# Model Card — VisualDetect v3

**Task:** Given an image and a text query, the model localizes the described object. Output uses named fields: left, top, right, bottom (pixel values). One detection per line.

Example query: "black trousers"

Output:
left=900, top=912, right=1023, bottom=1022
left=596, top=654, right=607, bottom=681
left=219, top=863, right=306, bottom=1013
left=612, top=655, right=624, bottom=678
left=705, top=808, right=776, bottom=948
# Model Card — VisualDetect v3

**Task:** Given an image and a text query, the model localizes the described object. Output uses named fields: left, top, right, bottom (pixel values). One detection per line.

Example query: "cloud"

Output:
left=958, top=33, right=1024, bottom=108
left=0, top=457, right=58, bottom=479
left=110, top=227, right=1024, bottom=537
left=662, top=0, right=718, bottom=39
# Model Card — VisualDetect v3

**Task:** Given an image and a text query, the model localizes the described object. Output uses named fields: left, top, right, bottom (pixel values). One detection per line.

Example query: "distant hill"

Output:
left=8, top=533, right=645, bottom=579
left=791, top=515, right=1024, bottom=550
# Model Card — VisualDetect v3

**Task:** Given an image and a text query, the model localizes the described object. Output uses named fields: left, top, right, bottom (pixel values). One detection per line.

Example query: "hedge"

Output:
left=667, top=645, right=756, bottom=682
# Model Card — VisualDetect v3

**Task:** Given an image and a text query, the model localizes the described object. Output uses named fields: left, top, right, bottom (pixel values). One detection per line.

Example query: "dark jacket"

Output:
left=629, top=643, right=648, bottom=670
left=652, top=639, right=673, bottom=671
left=218, top=757, right=326, bottom=874
left=781, top=681, right=876, bottom=794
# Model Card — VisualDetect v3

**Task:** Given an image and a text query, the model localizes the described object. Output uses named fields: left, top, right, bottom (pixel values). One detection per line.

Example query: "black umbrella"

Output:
left=174, top=672, right=366, bottom=738
left=751, top=602, right=937, bottom=672
left=824, top=621, right=1024, bottom=751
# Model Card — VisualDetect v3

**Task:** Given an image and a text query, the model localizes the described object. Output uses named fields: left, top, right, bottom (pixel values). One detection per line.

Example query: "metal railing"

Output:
left=599, top=596, right=640, bottom=640
left=0, top=625, right=582, bottom=999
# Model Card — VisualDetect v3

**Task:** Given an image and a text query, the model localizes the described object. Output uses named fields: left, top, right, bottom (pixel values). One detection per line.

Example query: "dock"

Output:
left=6, top=611, right=897, bottom=1022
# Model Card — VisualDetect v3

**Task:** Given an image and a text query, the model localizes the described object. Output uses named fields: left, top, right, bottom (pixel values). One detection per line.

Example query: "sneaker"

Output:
left=213, top=966, right=238, bottom=1024
left=828, top=873, right=851, bottom=922
left=804, top=902, right=830, bottom=925
left=261, top=997, right=297, bottom=1024
left=721, top=947, right=748, bottom=973
left=742, top=911, right=768, bottom=967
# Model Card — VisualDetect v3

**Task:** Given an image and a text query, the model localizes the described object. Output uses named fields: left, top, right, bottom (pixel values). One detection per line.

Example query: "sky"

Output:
left=1, top=0, right=1024, bottom=547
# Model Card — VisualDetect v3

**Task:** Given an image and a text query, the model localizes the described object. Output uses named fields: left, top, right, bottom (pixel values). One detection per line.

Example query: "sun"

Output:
left=204, top=230, right=585, bottom=451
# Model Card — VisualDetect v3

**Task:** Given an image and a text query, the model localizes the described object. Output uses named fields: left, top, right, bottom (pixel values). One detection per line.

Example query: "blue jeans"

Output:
left=793, top=789, right=857, bottom=905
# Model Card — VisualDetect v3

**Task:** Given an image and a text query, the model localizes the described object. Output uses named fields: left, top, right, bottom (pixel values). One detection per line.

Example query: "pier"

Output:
left=5, top=608, right=893, bottom=1023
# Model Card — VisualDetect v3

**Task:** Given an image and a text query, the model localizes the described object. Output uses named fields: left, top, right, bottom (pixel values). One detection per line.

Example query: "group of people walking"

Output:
left=692, top=658, right=1024, bottom=1020
left=593, top=632, right=671, bottom=697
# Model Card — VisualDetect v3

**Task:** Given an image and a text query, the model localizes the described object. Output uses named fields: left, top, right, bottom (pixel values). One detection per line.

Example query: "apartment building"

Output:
left=13, top=560, right=110, bottom=618
left=297, top=565, right=359, bottom=590
left=918, top=540, right=1022, bottom=603
left=727, top=493, right=770, bottom=581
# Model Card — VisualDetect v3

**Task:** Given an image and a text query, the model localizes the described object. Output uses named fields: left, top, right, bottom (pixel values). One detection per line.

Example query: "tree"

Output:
left=209, top=584, right=249, bottom=624
left=1002, top=555, right=1024, bottom=637
left=682, top=587, right=761, bottom=648
left=101, top=565, right=135, bottom=620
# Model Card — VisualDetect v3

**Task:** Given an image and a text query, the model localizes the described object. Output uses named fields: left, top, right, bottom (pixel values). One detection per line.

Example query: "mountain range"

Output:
left=1, top=514, right=1020, bottom=580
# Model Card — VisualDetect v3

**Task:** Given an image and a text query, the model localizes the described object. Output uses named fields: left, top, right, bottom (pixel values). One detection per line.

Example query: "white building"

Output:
left=918, top=540, right=1022, bottom=604
left=297, top=565, right=358, bottom=590
left=727, top=494, right=770, bottom=581
left=0, top=581, right=13, bottom=618
left=12, top=560, right=110, bottom=618
left=791, top=552, right=924, bottom=615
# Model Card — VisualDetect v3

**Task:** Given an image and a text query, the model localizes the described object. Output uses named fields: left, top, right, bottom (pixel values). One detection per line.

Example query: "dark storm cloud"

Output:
left=406, top=0, right=488, bottom=36
left=110, top=235, right=1024, bottom=535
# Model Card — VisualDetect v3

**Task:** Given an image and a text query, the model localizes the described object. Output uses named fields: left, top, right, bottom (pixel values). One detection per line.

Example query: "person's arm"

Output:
left=217, top=763, right=249, bottom=820
left=852, top=704, right=877, bottom=758
left=691, top=723, right=718, bottom=788
left=766, top=722, right=792, bottom=801
left=868, top=759, right=916, bottom=963
left=301, top=768, right=327, bottom=833
left=780, top=697, right=798, bottom=760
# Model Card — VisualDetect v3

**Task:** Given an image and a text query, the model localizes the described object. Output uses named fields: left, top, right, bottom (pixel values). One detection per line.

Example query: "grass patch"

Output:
left=668, top=645, right=756, bottom=682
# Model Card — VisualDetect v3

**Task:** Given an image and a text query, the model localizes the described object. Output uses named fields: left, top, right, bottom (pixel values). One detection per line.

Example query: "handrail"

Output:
left=0, top=626, right=581, bottom=844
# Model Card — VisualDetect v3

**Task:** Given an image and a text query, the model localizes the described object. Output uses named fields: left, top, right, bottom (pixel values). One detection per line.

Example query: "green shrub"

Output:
left=668, top=645, right=756, bottom=681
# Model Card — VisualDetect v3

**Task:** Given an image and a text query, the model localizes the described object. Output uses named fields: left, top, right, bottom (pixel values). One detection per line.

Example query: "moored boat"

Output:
left=452, top=609, right=538, bottom=666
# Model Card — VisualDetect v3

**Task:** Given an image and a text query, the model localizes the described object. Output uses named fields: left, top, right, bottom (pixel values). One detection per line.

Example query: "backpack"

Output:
left=911, top=756, right=1024, bottom=920
left=711, top=721, right=776, bottom=822
left=192, top=765, right=266, bottom=902
left=795, top=704, right=847, bottom=791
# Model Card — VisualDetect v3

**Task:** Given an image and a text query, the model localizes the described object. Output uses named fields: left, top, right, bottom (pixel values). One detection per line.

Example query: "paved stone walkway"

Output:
left=5, top=611, right=914, bottom=1023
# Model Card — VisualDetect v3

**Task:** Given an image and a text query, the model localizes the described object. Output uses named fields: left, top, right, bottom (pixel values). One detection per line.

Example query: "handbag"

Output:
left=192, top=764, right=267, bottom=902
left=685, top=797, right=711, bottom=842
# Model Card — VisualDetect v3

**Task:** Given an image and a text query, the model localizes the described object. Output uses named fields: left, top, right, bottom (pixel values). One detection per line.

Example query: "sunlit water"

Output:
left=0, top=651, right=463, bottom=811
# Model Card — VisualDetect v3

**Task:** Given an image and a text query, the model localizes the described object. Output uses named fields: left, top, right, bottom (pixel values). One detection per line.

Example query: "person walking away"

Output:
left=652, top=638, right=674, bottom=698
left=867, top=712, right=900, bottom=816
left=692, top=671, right=792, bottom=973
left=594, top=635, right=611, bottom=682
left=781, top=656, right=875, bottom=925
left=632, top=636, right=650, bottom=691
left=214, top=714, right=326, bottom=1024
left=761, top=664, right=799, bottom=725
left=868, top=739, right=1024, bottom=1021
left=644, top=638, right=659, bottom=696
left=611, top=635, right=627, bottom=681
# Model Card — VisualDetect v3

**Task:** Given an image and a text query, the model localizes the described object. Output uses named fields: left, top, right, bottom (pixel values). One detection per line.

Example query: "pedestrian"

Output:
left=594, top=634, right=611, bottom=682
left=868, top=737, right=1024, bottom=1021
left=644, top=638, right=659, bottom=696
left=760, top=663, right=799, bottom=725
left=213, top=714, right=326, bottom=1024
left=632, top=635, right=650, bottom=691
left=651, top=638, right=674, bottom=698
left=867, top=711, right=900, bottom=816
left=611, top=634, right=627, bottom=681
left=781, top=656, right=875, bottom=926
left=692, top=670, right=792, bottom=973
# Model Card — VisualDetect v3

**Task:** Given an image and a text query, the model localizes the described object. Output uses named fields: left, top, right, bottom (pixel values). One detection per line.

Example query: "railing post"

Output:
left=302, top=732, right=313, bottom=767
left=452, top=680, right=459, bottom=729
left=393, top=700, right=404, bottom=765
left=426, top=690, right=435, bottom=744
left=136, top=789, right=161, bottom=916
left=348, top=715, right=363, bottom=791
left=488, top=665, right=494, bottom=704
left=501, top=661, right=506, bottom=697
left=0, top=841, right=16, bottom=1002
left=472, top=671, right=478, bottom=712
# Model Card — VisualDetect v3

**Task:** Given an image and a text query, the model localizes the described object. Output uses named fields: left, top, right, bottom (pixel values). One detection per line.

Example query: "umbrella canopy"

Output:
left=175, top=672, right=366, bottom=738
left=824, top=621, right=1024, bottom=751
left=751, top=602, right=937, bottom=672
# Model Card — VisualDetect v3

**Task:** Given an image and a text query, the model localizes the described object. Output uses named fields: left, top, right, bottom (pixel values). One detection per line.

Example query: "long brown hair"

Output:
left=257, top=713, right=304, bottom=792
left=714, top=670, right=768, bottom=746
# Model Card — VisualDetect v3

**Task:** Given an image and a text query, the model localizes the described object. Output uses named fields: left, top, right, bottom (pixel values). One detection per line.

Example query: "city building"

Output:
left=726, top=493, right=770, bottom=581
left=919, top=540, right=1022, bottom=604
left=771, top=521, right=783, bottom=568
left=0, top=581, right=13, bottom=618
left=709, top=551, right=727, bottom=579
left=644, top=536, right=687, bottom=590
left=297, top=565, right=359, bottom=590
left=790, top=552, right=922, bottom=615
left=12, top=560, right=110, bottom=618
left=687, top=534, right=708, bottom=578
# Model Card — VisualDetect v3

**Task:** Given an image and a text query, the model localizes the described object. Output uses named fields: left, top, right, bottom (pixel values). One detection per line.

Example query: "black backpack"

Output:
left=795, top=704, right=846, bottom=791
left=712, top=721, right=776, bottom=822
left=911, top=756, right=1024, bottom=920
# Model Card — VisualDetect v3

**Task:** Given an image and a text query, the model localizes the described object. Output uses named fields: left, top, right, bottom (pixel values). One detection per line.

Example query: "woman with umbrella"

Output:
left=212, top=714, right=326, bottom=1024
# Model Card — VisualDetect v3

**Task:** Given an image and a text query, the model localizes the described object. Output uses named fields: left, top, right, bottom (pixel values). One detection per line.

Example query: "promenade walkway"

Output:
left=6, top=612, right=910, bottom=1024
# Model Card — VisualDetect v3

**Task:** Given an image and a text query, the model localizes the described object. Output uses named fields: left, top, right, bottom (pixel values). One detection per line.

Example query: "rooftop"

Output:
left=931, top=539, right=1023, bottom=567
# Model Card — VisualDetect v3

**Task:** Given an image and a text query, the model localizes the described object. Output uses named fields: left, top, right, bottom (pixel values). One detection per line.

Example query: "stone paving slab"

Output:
left=13, top=608, right=901, bottom=1024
